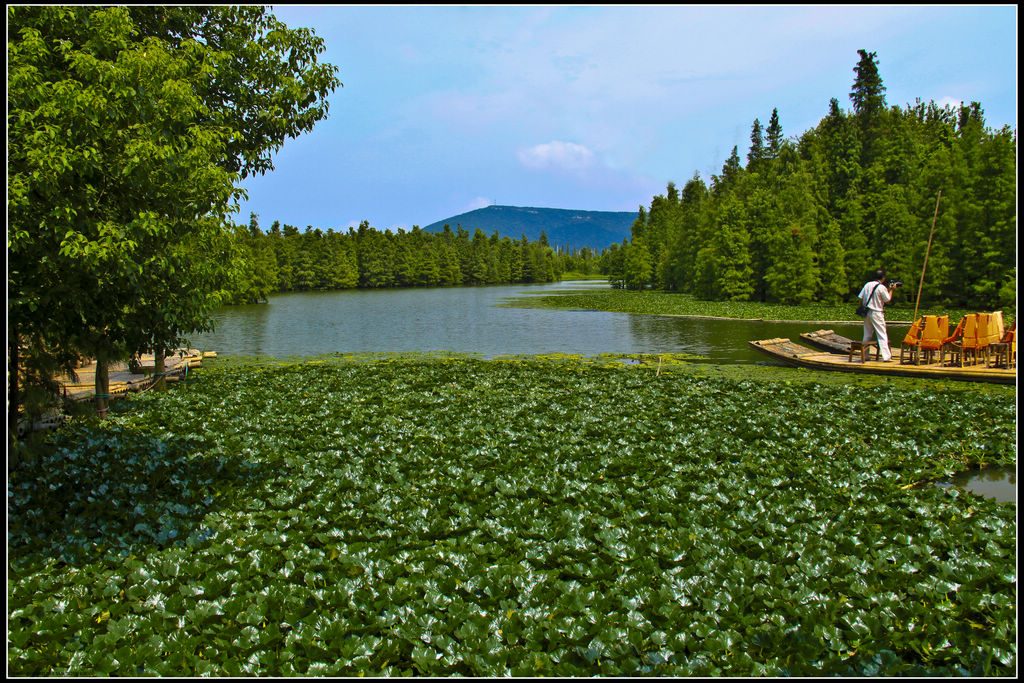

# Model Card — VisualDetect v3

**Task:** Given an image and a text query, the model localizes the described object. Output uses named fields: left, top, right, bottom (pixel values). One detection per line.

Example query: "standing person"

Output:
left=858, top=269, right=900, bottom=361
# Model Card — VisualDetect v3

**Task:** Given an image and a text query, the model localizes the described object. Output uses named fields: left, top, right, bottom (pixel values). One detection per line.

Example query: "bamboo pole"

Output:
left=913, top=190, right=942, bottom=322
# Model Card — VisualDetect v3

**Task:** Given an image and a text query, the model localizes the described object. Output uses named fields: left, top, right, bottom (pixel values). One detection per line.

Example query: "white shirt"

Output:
left=858, top=281, right=891, bottom=312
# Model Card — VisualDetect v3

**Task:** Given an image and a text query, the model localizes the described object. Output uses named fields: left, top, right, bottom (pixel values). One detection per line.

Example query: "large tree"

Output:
left=8, top=6, right=341, bottom=431
left=765, top=108, right=783, bottom=159
left=849, top=49, right=887, bottom=121
left=849, top=49, right=887, bottom=165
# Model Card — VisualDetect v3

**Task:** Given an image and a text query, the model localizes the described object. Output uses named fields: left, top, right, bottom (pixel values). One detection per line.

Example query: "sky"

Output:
left=234, top=4, right=1018, bottom=233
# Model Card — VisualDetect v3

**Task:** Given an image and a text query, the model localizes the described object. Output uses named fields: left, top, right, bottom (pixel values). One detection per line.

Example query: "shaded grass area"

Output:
left=8, top=355, right=1016, bottom=676
left=501, top=288, right=1006, bottom=325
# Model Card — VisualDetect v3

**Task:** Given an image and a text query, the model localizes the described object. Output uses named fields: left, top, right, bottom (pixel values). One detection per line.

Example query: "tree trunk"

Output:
left=95, top=358, right=109, bottom=418
left=9, top=323, right=21, bottom=465
left=154, top=348, right=167, bottom=391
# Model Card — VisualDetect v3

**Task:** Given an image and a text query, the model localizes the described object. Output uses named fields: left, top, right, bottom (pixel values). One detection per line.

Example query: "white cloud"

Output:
left=934, top=96, right=964, bottom=111
left=514, top=140, right=662, bottom=209
left=461, top=196, right=496, bottom=212
left=518, top=141, right=596, bottom=172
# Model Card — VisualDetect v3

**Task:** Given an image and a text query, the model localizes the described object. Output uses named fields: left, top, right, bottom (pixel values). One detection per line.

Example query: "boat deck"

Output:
left=799, top=329, right=853, bottom=354
left=750, top=337, right=1016, bottom=384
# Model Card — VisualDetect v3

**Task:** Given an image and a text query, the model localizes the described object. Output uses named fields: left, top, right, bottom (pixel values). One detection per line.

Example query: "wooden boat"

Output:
left=799, top=329, right=853, bottom=354
left=750, top=337, right=1016, bottom=385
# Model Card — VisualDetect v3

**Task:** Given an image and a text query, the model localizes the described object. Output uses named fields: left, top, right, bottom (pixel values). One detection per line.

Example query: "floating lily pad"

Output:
left=7, top=356, right=1016, bottom=676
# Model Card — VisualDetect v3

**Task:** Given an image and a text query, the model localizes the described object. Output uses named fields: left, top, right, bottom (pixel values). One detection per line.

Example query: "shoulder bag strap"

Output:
left=864, top=282, right=882, bottom=307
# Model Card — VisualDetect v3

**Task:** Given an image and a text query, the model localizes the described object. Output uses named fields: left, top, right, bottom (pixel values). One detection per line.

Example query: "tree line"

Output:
left=607, top=50, right=1016, bottom=310
left=222, top=217, right=603, bottom=304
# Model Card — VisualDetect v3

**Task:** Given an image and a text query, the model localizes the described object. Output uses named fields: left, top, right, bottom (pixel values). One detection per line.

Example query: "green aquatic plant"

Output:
left=8, top=357, right=1016, bottom=676
left=501, top=289, right=990, bottom=325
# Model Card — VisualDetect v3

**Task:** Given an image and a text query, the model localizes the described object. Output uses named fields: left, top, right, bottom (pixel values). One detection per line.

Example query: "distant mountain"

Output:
left=421, top=205, right=636, bottom=251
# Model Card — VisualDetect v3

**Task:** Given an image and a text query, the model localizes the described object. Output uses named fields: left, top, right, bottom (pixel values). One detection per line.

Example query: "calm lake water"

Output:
left=191, top=280, right=865, bottom=363
left=936, top=466, right=1016, bottom=504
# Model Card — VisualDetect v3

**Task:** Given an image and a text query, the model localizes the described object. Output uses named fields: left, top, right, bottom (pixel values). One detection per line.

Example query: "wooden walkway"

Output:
left=16, top=350, right=216, bottom=437
left=58, top=349, right=215, bottom=402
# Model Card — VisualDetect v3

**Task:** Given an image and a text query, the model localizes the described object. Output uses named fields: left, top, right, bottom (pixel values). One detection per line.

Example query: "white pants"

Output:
left=862, top=310, right=891, bottom=360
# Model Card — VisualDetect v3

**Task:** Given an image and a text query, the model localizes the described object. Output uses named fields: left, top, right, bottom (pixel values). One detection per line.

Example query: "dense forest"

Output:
left=222, top=217, right=603, bottom=304
left=606, top=50, right=1016, bottom=310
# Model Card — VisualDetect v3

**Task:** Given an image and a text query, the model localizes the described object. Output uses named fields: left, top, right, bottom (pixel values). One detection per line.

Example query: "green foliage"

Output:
left=623, top=51, right=1015, bottom=312
left=764, top=223, right=818, bottom=305
left=8, top=357, right=1016, bottom=676
left=7, top=5, right=340, bottom=423
left=765, top=107, right=784, bottom=159
left=815, top=217, right=849, bottom=304
left=622, top=237, right=654, bottom=290
left=9, top=6, right=236, bottom=340
left=712, top=197, right=755, bottom=301
left=500, top=288, right=1001, bottom=327
left=748, top=118, right=765, bottom=168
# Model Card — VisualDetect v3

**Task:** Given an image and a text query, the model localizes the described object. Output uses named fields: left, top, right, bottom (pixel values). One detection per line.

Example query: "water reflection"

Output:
left=196, top=283, right=637, bottom=358
left=937, top=466, right=1016, bottom=503
left=625, top=314, right=866, bottom=364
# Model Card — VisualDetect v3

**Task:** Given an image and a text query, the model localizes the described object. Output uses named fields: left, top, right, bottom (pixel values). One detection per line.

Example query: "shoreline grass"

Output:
left=503, top=288, right=1013, bottom=326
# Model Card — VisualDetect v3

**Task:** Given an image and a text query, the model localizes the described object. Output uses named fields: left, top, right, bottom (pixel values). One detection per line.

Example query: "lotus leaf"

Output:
left=7, top=355, right=1016, bottom=676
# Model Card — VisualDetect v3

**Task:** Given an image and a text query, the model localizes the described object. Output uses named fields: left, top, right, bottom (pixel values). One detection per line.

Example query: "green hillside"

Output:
left=422, top=205, right=635, bottom=250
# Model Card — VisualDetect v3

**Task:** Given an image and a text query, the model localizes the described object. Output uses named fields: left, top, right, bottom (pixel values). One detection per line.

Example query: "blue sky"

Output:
left=235, top=4, right=1017, bottom=233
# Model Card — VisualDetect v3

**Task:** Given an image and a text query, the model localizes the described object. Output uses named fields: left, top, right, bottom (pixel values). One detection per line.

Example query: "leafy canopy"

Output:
left=7, top=6, right=341, bottom=416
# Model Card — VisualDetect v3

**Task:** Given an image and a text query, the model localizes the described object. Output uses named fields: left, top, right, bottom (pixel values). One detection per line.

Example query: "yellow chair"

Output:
left=983, top=311, right=1007, bottom=362
left=988, top=321, right=1016, bottom=369
left=939, top=316, right=964, bottom=365
left=899, top=317, right=924, bottom=365
left=916, top=314, right=948, bottom=365
left=972, top=312, right=993, bottom=365
left=978, top=311, right=1003, bottom=366
left=941, top=314, right=973, bottom=367
left=985, top=311, right=1004, bottom=347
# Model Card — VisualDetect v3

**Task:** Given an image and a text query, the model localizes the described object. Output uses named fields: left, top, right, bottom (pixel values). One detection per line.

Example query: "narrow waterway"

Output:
left=191, top=281, right=865, bottom=363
